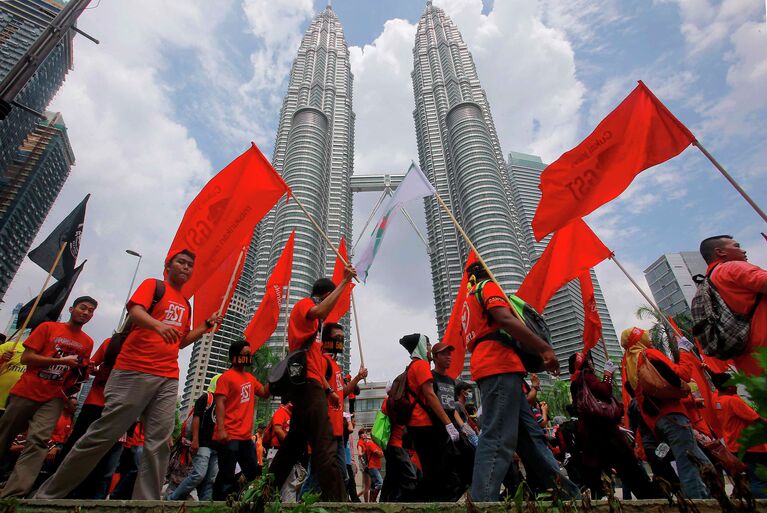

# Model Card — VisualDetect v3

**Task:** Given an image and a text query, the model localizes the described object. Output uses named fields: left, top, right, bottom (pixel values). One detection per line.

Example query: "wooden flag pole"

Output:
left=213, top=246, right=247, bottom=323
left=694, top=141, right=767, bottom=224
left=12, top=242, right=68, bottom=348
left=350, top=291, right=366, bottom=383
left=433, top=192, right=525, bottom=323
left=291, top=194, right=350, bottom=267
left=610, top=254, right=683, bottom=339
left=281, top=281, right=291, bottom=358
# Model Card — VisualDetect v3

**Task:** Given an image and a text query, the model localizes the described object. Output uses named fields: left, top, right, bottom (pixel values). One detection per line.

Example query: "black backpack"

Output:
left=268, top=298, right=322, bottom=397
left=385, top=362, right=416, bottom=425
left=474, top=280, right=553, bottom=373
left=691, top=266, right=761, bottom=360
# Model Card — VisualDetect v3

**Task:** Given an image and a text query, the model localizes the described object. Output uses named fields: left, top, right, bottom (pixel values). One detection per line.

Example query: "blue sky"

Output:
left=2, top=0, right=765, bottom=383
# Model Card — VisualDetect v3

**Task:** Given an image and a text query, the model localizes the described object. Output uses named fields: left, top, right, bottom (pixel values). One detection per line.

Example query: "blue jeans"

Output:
left=470, top=373, right=579, bottom=501
left=655, top=413, right=710, bottom=499
left=213, top=439, right=259, bottom=500
left=300, top=436, right=347, bottom=498
left=367, top=468, right=383, bottom=490
left=744, top=452, right=767, bottom=499
left=169, top=446, right=218, bottom=501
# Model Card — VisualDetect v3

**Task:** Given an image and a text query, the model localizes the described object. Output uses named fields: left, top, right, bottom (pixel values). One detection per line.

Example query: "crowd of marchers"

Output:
left=0, top=234, right=764, bottom=503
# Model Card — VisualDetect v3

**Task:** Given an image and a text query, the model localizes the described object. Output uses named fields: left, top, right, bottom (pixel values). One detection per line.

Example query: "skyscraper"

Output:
left=508, top=152, right=621, bottom=375
left=182, top=4, right=355, bottom=408
left=0, top=1, right=73, bottom=174
left=412, top=1, right=528, bottom=337
left=644, top=252, right=707, bottom=318
left=0, top=111, right=75, bottom=300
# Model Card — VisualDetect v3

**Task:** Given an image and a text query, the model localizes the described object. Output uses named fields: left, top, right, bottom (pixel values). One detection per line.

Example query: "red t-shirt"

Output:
left=365, top=438, right=383, bottom=469
left=288, top=298, right=326, bottom=385
left=214, top=368, right=263, bottom=441
left=381, top=399, right=404, bottom=448
left=11, top=322, right=93, bottom=402
left=115, top=279, right=191, bottom=379
left=718, top=394, right=767, bottom=453
left=325, top=355, right=344, bottom=437
left=49, top=411, right=73, bottom=444
left=84, top=338, right=110, bottom=407
left=709, top=261, right=767, bottom=376
left=407, top=359, right=434, bottom=427
left=270, top=405, right=291, bottom=447
left=465, top=281, right=525, bottom=381
left=636, top=348, right=693, bottom=433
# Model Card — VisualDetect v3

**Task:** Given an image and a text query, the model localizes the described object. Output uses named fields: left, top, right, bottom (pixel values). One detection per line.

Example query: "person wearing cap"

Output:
left=36, top=250, right=224, bottom=500
left=398, top=333, right=461, bottom=501
left=0, top=296, right=96, bottom=497
left=460, top=262, right=577, bottom=501
left=620, top=326, right=711, bottom=499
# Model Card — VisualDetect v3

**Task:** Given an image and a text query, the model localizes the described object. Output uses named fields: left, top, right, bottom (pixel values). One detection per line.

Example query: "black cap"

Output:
left=399, top=333, right=421, bottom=353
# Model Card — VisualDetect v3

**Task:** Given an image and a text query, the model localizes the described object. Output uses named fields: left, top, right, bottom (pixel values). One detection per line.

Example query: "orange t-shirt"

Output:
left=11, top=322, right=93, bottom=402
left=718, top=394, right=767, bottom=453
left=84, top=338, right=110, bottom=407
left=288, top=298, right=326, bottom=385
left=406, top=359, right=434, bottom=427
left=215, top=368, right=263, bottom=441
left=381, top=399, right=404, bottom=448
left=365, top=438, right=383, bottom=469
left=709, top=261, right=767, bottom=376
left=465, top=281, right=525, bottom=381
left=636, top=348, right=692, bottom=433
left=270, top=405, right=291, bottom=447
left=115, top=279, right=191, bottom=379
left=49, top=411, right=73, bottom=444
left=325, top=355, right=344, bottom=437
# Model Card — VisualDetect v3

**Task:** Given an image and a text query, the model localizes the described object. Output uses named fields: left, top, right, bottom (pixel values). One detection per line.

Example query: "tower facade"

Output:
left=0, top=112, right=74, bottom=300
left=412, top=2, right=528, bottom=337
left=507, top=151, right=622, bottom=376
left=182, top=5, right=355, bottom=407
left=644, top=252, right=707, bottom=318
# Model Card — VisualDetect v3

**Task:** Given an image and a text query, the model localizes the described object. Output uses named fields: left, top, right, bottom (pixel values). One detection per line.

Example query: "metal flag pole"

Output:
left=693, top=141, right=767, bottom=224
left=609, top=254, right=683, bottom=338
left=432, top=191, right=525, bottom=323
left=291, top=195, right=351, bottom=269
left=350, top=291, right=367, bottom=383
left=352, top=187, right=391, bottom=253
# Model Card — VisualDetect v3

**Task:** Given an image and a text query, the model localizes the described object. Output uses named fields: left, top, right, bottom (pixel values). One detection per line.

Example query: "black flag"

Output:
left=28, top=194, right=89, bottom=280
left=16, top=262, right=86, bottom=332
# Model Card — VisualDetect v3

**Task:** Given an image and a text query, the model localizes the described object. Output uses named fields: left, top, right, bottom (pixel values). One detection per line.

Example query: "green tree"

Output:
left=635, top=306, right=694, bottom=361
left=542, top=379, right=572, bottom=419
left=250, top=344, right=280, bottom=425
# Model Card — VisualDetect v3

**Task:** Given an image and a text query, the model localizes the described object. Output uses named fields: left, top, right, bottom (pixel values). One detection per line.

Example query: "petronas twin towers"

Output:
left=182, top=2, right=617, bottom=406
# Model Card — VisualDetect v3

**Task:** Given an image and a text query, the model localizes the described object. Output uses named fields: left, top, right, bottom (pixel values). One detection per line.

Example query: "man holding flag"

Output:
left=36, top=250, right=223, bottom=500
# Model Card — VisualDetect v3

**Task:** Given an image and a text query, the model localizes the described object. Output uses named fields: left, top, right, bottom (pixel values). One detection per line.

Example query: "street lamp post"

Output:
left=117, top=249, right=142, bottom=331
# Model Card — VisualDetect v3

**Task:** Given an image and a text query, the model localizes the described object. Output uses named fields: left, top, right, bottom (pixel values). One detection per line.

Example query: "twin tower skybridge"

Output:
left=349, top=173, right=432, bottom=256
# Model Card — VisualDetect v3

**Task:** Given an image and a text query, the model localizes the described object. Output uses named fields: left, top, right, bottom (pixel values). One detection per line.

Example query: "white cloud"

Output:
left=666, top=0, right=762, bottom=55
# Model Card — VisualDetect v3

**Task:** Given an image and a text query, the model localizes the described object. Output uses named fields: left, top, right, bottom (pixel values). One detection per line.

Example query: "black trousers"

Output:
left=409, top=425, right=461, bottom=501
left=213, top=439, right=259, bottom=500
left=381, top=445, right=419, bottom=502
left=270, top=381, right=344, bottom=501
left=57, top=404, right=103, bottom=466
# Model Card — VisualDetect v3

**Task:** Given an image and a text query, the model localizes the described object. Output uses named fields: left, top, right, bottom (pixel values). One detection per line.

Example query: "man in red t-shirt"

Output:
left=299, top=322, right=367, bottom=499
left=36, top=250, right=223, bottom=500
left=398, top=333, right=460, bottom=501
left=461, top=262, right=578, bottom=501
left=0, top=296, right=96, bottom=497
left=698, top=235, right=767, bottom=375
left=269, top=268, right=356, bottom=502
left=212, top=339, right=269, bottom=499
left=363, top=434, right=384, bottom=501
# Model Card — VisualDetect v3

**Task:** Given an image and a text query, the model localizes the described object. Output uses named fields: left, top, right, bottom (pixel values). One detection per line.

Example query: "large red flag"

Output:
left=192, top=241, right=248, bottom=330
left=168, top=143, right=289, bottom=297
left=326, top=238, right=354, bottom=324
left=579, top=271, right=602, bottom=354
left=532, top=81, right=695, bottom=241
left=244, top=231, right=295, bottom=351
left=517, top=219, right=612, bottom=313
left=443, top=251, right=478, bottom=380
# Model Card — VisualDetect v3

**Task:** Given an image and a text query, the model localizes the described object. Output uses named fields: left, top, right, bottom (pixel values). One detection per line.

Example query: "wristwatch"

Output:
left=325, top=387, right=333, bottom=395
left=205, top=319, right=214, bottom=329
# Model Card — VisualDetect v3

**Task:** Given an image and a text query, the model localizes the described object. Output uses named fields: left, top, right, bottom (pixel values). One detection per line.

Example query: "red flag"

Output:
left=244, top=231, right=295, bottom=351
left=168, top=143, right=289, bottom=297
left=517, top=219, right=612, bottom=312
left=579, top=271, right=602, bottom=354
left=192, top=242, right=248, bottom=330
left=443, top=251, right=478, bottom=380
left=326, top=238, right=354, bottom=324
left=532, top=81, right=695, bottom=241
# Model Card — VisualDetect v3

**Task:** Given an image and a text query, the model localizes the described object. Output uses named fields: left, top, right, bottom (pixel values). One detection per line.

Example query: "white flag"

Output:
left=354, top=162, right=436, bottom=282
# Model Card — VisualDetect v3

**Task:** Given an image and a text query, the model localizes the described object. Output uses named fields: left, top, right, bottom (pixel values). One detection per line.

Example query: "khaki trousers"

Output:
left=34, top=369, right=178, bottom=500
left=0, top=395, right=64, bottom=497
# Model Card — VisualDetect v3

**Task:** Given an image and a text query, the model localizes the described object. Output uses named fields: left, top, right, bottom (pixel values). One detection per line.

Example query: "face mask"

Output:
left=466, top=392, right=473, bottom=401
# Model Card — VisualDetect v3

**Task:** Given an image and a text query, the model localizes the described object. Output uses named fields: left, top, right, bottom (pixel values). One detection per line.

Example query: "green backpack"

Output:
left=371, top=410, right=391, bottom=449
left=474, top=280, right=553, bottom=373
